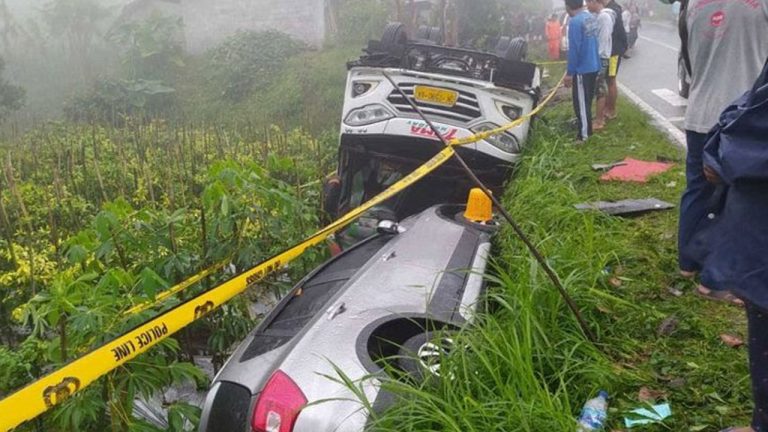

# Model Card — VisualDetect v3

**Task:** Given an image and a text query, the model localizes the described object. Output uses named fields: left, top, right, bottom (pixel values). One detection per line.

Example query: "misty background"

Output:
left=0, top=0, right=557, bottom=131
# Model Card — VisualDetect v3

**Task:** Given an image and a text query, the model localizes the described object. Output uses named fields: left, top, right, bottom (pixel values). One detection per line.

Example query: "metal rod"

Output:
left=382, top=71, right=598, bottom=343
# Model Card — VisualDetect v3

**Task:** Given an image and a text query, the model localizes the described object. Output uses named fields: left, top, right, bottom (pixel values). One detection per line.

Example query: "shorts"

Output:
left=608, top=55, right=621, bottom=78
left=596, top=59, right=609, bottom=98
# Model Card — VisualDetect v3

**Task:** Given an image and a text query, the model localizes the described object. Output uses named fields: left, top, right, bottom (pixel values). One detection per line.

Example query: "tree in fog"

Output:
left=41, top=0, right=111, bottom=83
left=0, top=0, right=28, bottom=53
left=0, top=56, right=24, bottom=120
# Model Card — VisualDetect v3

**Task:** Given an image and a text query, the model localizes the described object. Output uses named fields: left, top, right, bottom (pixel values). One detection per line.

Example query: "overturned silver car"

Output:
left=198, top=202, right=496, bottom=432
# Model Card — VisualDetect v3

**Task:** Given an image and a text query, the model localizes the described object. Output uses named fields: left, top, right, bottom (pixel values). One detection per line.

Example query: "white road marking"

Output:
left=619, top=82, right=687, bottom=150
left=652, top=88, right=689, bottom=107
left=639, top=35, right=679, bottom=52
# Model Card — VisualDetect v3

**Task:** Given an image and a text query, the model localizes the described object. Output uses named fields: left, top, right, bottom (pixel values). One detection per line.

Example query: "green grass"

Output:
left=371, top=98, right=751, bottom=431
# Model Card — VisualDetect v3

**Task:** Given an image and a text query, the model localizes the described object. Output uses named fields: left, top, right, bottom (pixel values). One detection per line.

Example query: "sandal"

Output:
left=680, top=270, right=697, bottom=279
left=696, top=285, right=745, bottom=307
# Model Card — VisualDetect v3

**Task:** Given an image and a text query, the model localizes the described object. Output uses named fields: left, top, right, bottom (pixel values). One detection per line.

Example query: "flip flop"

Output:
left=679, top=270, right=697, bottom=279
left=696, top=286, right=745, bottom=307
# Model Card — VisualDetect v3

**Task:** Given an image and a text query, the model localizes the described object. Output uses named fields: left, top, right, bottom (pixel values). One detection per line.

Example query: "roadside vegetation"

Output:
left=371, top=98, right=751, bottom=431
left=3, top=1, right=747, bottom=432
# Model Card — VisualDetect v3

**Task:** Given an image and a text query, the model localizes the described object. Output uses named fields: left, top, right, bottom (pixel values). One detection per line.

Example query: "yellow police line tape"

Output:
left=450, top=72, right=565, bottom=146
left=0, top=147, right=455, bottom=432
left=123, top=261, right=226, bottom=316
left=0, top=73, right=565, bottom=432
left=122, top=72, right=566, bottom=318
left=536, top=60, right=567, bottom=66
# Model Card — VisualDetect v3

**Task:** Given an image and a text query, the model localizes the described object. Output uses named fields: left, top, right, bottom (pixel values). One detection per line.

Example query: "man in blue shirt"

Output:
left=565, top=0, right=601, bottom=142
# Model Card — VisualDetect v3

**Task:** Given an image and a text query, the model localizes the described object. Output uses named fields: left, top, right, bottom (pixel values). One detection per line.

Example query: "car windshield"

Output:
left=338, top=147, right=474, bottom=221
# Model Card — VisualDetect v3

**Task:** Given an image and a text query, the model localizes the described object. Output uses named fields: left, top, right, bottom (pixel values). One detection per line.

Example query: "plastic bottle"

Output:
left=576, top=391, right=609, bottom=431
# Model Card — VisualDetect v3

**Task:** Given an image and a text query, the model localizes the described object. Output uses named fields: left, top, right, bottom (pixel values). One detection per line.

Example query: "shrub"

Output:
left=207, top=30, right=306, bottom=103
left=63, top=78, right=175, bottom=124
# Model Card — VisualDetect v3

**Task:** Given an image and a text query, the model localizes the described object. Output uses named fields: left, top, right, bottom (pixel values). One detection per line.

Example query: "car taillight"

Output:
left=252, top=370, right=307, bottom=432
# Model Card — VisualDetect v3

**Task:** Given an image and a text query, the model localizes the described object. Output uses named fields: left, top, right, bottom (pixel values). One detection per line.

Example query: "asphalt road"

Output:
left=618, top=21, right=688, bottom=134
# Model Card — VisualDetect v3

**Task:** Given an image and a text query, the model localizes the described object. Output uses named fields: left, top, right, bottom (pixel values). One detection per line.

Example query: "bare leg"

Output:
left=594, top=96, right=606, bottom=130
left=606, top=76, right=618, bottom=119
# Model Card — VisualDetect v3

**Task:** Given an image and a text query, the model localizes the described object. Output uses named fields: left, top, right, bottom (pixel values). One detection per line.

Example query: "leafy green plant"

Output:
left=0, top=117, right=336, bottom=431
left=63, top=77, right=176, bottom=124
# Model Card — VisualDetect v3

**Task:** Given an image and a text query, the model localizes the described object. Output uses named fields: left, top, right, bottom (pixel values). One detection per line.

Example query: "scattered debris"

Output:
left=134, top=377, right=208, bottom=428
left=638, top=387, right=668, bottom=403
left=575, top=198, right=675, bottom=216
left=720, top=334, right=745, bottom=348
left=609, top=277, right=624, bottom=288
left=667, top=377, right=686, bottom=389
left=592, top=161, right=628, bottom=171
left=657, top=316, right=679, bottom=337
left=600, top=158, right=674, bottom=183
left=577, top=391, right=609, bottom=431
left=624, top=403, right=672, bottom=428
left=667, top=286, right=685, bottom=297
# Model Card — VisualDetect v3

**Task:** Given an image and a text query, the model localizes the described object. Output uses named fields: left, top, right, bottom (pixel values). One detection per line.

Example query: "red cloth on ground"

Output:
left=600, top=158, right=674, bottom=183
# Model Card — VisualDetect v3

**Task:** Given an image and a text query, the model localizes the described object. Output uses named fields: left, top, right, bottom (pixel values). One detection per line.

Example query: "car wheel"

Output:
left=427, top=26, right=443, bottom=44
left=494, top=36, right=511, bottom=57
left=506, top=37, right=528, bottom=61
left=416, top=25, right=430, bottom=40
left=397, top=331, right=457, bottom=382
left=678, top=56, right=690, bottom=98
left=497, top=37, right=527, bottom=61
left=415, top=25, right=442, bottom=44
left=381, top=22, right=409, bottom=56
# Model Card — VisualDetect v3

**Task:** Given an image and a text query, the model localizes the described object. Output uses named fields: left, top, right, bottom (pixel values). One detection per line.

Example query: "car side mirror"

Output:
left=322, top=175, right=342, bottom=220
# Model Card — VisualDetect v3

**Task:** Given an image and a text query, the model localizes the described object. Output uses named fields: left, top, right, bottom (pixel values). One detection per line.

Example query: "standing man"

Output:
left=564, top=0, right=601, bottom=142
left=602, top=0, right=628, bottom=119
left=587, top=0, right=614, bottom=131
left=545, top=14, right=562, bottom=61
left=670, top=0, right=768, bottom=304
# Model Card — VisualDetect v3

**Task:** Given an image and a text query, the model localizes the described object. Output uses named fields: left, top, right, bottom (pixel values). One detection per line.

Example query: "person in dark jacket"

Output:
left=701, top=58, right=768, bottom=432
left=671, top=0, right=768, bottom=306
left=601, top=0, right=628, bottom=120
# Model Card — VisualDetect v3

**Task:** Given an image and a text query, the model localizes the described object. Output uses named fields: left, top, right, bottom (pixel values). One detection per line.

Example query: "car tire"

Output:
left=494, top=36, right=512, bottom=57
left=505, top=37, right=528, bottom=61
left=427, top=26, right=443, bottom=44
left=381, top=22, right=409, bottom=56
left=397, top=331, right=457, bottom=382
left=678, top=56, right=690, bottom=99
left=416, top=25, right=430, bottom=40
left=496, top=36, right=527, bottom=61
